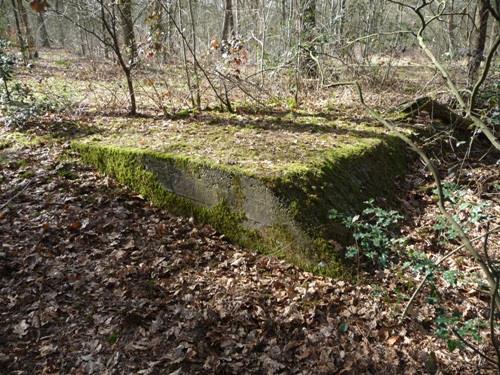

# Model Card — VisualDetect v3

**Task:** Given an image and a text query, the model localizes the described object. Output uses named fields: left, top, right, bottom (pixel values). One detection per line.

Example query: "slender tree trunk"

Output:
left=234, top=0, right=239, bottom=32
left=281, top=0, right=287, bottom=24
left=119, top=0, right=137, bottom=61
left=10, top=0, right=28, bottom=62
left=301, top=0, right=317, bottom=77
left=468, top=0, right=490, bottom=83
left=488, top=17, right=498, bottom=51
left=75, top=1, right=88, bottom=56
left=188, top=0, right=201, bottom=109
left=178, top=3, right=195, bottom=108
left=338, top=0, right=347, bottom=37
left=448, top=0, right=455, bottom=59
left=37, top=13, right=50, bottom=48
left=166, top=1, right=176, bottom=56
left=55, top=0, right=65, bottom=48
left=17, top=0, right=38, bottom=58
left=112, top=36, right=137, bottom=114
left=362, top=0, right=376, bottom=60
left=149, top=0, right=164, bottom=60
left=287, top=0, right=293, bottom=51
left=101, top=2, right=111, bottom=58
left=124, top=67, right=136, bottom=115
left=222, top=0, right=234, bottom=40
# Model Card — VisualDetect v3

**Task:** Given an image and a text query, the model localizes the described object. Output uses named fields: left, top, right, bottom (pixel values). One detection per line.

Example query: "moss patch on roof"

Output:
left=81, top=108, right=394, bottom=178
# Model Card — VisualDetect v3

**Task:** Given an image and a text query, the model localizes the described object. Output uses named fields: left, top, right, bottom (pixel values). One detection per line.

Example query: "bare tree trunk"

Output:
left=468, top=0, right=490, bottom=84
left=17, top=0, right=38, bottom=58
left=362, top=0, right=377, bottom=60
left=166, top=0, right=176, bottom=56
left=178, top=2, right=195, bottom=108
left=448, top=0, right=455, bottom=59
left=119, top=0, right=137, bottom=61
left=37, top=13, right=51, bottom=48
left=338, top=0, right=347, bottom=37
left=281, top=0, right=287, bottom=24
left=301, top=0, right=317, bottom=77
left=188, top=0, right=201, bottom=109
left=10, top=0, right=28, bottom=62
left=101, top=2, right=111, bottom=58
left=488, top=16, right=498, bottom=51
left=148, top=0, right=164, bottom=60
left=75, top=1, right=88, bottom=56
left=222, top=0, right=234, bottom=40
left=55, top=0, right=65, bottom=48
left=234, top=0, right=239, bottom=32
left=124, top=67, right=136, bottom=115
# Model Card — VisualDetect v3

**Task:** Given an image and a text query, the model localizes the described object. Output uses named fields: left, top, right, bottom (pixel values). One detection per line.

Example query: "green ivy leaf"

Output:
left=447, top=339, right=461, bottom=351
left=339, top=322, right=349, bottom=333
left=443, top=270, right=458, bottom=286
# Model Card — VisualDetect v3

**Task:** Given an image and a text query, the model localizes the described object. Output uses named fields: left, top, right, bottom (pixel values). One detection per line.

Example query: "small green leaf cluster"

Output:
left=435, top=313, right=486, bottom=352
left=329, top=199, right=404, bottom=268
left=1, top=82, right=71, bottom=128
left=433, top=182, right=491, bottom=243
left=0, top=39, right=72, bottom=128
left=403, top=249, right=437, bottom=275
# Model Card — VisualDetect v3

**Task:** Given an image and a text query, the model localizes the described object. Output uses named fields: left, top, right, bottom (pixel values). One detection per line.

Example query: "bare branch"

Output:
left=451, top=327, right=498, bottom=366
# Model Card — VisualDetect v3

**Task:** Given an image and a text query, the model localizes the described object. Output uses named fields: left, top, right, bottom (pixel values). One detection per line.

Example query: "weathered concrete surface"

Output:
left=142, top=154, right=310, bottom=251
left=145, top=155, right=286, bottom=228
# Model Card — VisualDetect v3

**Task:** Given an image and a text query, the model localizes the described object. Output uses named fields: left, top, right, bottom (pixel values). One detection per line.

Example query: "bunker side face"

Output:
left=72, top=112, right=407, bottom=277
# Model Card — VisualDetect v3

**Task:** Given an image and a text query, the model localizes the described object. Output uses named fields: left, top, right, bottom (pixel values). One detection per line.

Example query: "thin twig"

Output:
left=451, top=327, right=498, bottom=366
left=490, top=275, right=500, bottom=371
left=0, top=180, right=32, bottom=210
left=399, top=225, right=500, bottom=321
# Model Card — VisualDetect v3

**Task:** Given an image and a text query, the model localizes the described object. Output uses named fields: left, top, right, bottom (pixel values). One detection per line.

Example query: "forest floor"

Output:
left=1, top=51, right=499, bottom=374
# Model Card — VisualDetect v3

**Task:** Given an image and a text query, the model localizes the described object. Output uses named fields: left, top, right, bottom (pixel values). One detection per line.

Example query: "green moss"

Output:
left=54, top=59, right=71, bottom=68
left=2, top=158, right=30, bottom=170
left=19, top=170, right=35, bottom=179
left=272, top=136, right=407, bottom=241
left=260, top=224, right=347, bottom=278
left=71, top=113, right=408, bottom=280
left=72, top=141, right=261, bottom=247
left=57, top=166, right=78, bottom=180
left=107, top=333, right=119, bottom=345
left=80, top=108, right=393, bottom=178
left=1, top=131, right=48, bottom=147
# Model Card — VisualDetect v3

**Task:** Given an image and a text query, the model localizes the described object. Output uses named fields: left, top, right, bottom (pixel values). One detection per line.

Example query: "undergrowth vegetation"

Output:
left=329, top=199, right=405, bottom=268
left=0, top=41, right=71, bottom=128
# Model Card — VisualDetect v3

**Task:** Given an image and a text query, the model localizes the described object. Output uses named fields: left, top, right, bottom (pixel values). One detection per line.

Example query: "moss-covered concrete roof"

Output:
left=81, top=108, right=394, bottom=177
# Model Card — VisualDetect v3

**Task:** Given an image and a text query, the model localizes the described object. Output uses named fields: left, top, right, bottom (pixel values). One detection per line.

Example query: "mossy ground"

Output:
left=81, top=108, right=397, bottom=177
